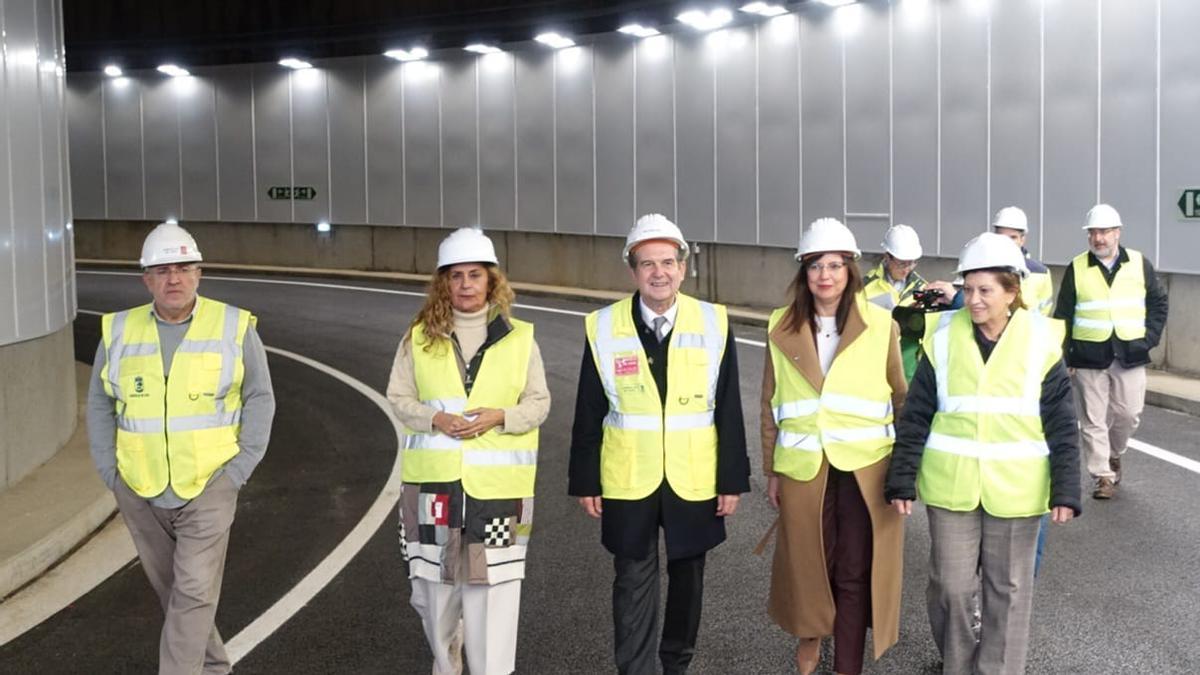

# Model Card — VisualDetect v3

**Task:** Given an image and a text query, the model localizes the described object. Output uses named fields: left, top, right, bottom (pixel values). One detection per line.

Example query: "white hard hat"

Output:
left=796, top=217, right=861, bottom=261
left=956, top=232, right=1029, bottom=279
left=437, top=227, right=499, bottom=269
left=881, top=224, right=922, bottom=260
left=623, top=213, right=689, bottom=263
left=992, top=206, right=1028, bottom=233
left=1084, top=203, right=1122, bottom=230
left=140, top=222, right=203, bottom=268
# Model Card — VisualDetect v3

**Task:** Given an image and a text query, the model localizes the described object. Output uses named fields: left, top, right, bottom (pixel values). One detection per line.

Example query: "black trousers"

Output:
left=613, top=551, right=706, bottom=675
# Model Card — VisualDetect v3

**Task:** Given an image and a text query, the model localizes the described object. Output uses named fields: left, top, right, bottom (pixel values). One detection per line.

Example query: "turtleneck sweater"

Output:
left=452, top=305, right=489, bottom=363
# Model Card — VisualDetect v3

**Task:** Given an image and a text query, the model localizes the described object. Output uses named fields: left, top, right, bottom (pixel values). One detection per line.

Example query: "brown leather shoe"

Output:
left=1093, top=477, right=1116, bottom=499
left=795, top=638, right=820, bottom=675
left=1110, top=455, right=1122, bottom=485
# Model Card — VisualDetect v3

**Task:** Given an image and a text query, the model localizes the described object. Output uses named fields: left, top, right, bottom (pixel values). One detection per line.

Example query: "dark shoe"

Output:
left=1093, top=477, right=1116, bottom=499
left=1110, top=455, right=1122, bottom=485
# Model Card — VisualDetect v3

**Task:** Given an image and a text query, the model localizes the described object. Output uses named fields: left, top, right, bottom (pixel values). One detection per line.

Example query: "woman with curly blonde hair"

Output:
left=387, top=227, right=550, bottom=675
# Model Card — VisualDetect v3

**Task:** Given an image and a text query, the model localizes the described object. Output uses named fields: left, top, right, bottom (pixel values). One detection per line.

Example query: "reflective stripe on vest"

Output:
left=768, top=294, right=897, bottom=482
left=404, top=319, right=539, bottom=500
left=586, top=294, right=728, bottom=501
left=1071, top=249, right=1147, bottom=341
left=100, top=297, right=252, bottom=500
left=918, top=308, right=1063, bottom=517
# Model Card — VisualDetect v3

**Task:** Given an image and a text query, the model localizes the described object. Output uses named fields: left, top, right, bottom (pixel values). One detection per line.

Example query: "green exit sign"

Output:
left=1179, top=189, right=1200, bottom=219
left=268, top=186, right=317, bottom=200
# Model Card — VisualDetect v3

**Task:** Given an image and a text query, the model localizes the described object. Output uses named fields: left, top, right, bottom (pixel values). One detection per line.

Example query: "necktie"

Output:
left=651, top=316, right=668, bottom=343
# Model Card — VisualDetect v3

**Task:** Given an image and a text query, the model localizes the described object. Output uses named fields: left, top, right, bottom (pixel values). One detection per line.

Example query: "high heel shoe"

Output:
left=795, top=637, right=820, bottom=674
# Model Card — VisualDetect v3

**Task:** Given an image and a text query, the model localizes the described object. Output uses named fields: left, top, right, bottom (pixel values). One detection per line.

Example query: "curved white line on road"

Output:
left=70, top=308, right=404, bottom=664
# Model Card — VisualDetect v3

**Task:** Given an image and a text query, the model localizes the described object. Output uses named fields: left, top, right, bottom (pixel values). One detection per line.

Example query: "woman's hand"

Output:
left=457, top=408, right=506, bottom=438
left=1051, top=506, right=1075, bottom=524
left=432, top=411, right=467, bottom=436
left=890, top=499, right=914, bottom=516
left=767, top=476, right=781, bottom=510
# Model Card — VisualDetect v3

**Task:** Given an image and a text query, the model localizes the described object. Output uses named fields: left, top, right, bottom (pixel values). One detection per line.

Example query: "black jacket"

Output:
left=884, top=323, right=1082, bottom=516
left=568, top=294, right=750, bottom=559
left=1053, top=247, right=1169, bottom=369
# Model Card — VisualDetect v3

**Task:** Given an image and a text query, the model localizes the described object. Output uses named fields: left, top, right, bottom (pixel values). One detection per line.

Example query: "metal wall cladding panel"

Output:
left=593, top=36, right=635, bottom=237
left=757, top=15, right=802, bottom=249
left=439, top=56, right=479, bottom=227
left=252, top=66, right=294, bottom=222
left=891, top=6, right=939, bottom=253
left=326, top=61, right=367, bottom=224
left=634, top=34, right=675, bottom=223
left=178, top=74, right=218, bottom=222
left=714, top=26, right=758, bottom=245
left=514, top=50, right=555, bottom=232
left=843, top=3, right=892, bottom=252
left=989, top=0, right=1043, bottom=257
left=1099, top=0, right=1157, bottom=258
left=477, top=53, right=516, bottom=230
left=938, top=3, right=990, bottom=254
left=67, top=77, right=105, bottom=219
left=364, top=60, right=405, bottom=225
left=1043, top=0, right=1099, bottom=264
left=555, top=46, right=595, bottom=235
left=101, top=77, right=145, bottom=219
left=1160, top=0, right=1200, bottom=273
left=212, top=68, right=255, bottom=221
left=289, top=69, right=331, bottom=224
left=800, top=11, right=843, bottom=229
left=141, top=79, right=182, bottom=221
left=402, top=61, right=443, bottom=227
left=0, top=35, right=13, bottom=341
left=37, top=3, right=67, bottom=327
left=673, top=31, right=715, bottom=243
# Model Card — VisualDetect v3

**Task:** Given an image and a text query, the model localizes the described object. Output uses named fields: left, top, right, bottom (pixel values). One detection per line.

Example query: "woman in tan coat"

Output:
left=761, top=218, right=908, bottom=675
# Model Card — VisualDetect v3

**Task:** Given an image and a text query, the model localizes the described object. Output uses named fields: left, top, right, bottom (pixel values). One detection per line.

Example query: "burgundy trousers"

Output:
left=822, top=467, right=874, bottom=675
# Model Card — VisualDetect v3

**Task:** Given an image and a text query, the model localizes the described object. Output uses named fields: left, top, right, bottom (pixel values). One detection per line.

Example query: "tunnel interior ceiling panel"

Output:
left=938, top=1, right=989, bottom=256
left=554, top=46, right=596, bottom=236
left=1160, top=0, right=1200, bottom=273
left=799, top=10, right=843, bottom=235
left=67, top=75, right=104, bottom=220
left=673, top=30, right=715, bottom=243
left=1099, top=0, right=1157, bottom=258
left=714, top=25, right=758, bottom=246
left=843, top=2, right=891, bottom=254
left=290, top=69, right=331, bottom=225
left=439, top=56, right=480, bottom=228
left=252, top=65, right=294, bottom=223
left=212, top=68, right=256, bottom=222
left=1043, top=0, right=1099, bottom=265
left=891, top=1, right=938, bottom=257
left=989, top=0, right=1042, bottom=258
left=756, top=15, right=801, bottom=250
left=364, top=60, right=405, bottom=226
left=633, top=34, right=674, bottom=225
left=403, top=61, right=443, bottom=228
left=326, top=61, right=367, bottom=225
left=179, top=73, right=218, bottom=222
left=593, top=35, right=635, bottom=239
left=477, top=52, right=516, bottom=231
left=514, top=50, right=555, bottom=233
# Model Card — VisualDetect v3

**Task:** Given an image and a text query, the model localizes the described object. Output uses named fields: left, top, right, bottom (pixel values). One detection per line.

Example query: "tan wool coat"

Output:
left=760, top=298, right=908, bottom=660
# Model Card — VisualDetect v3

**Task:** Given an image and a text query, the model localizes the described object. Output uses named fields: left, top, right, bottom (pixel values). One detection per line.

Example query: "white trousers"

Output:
left=410, top=575, right=523, bottom=675
left=1073, top=362, right=1146, bottom=480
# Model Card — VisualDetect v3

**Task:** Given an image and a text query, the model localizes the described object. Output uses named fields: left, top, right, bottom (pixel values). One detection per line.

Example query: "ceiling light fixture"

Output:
left=534, top=32, right=575, bottom=49
left=384, top=47, right=429, bottom=62
left=103, top=64, right=123, bottom=77
left=279, top=57, right=313, bottom=70
left=156, top=64, right=190, bottom=78
left=464, top=44, right=502, bottom=55
left=740, top=2, right=789, bottom=16
left=677, top=8, right=734, bottom=31
left=618, top=24, right=661, bottom=38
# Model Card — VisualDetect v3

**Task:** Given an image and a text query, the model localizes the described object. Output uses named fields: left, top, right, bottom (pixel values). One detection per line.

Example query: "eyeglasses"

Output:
left=806, top=262, right=846, bottom=274
left=147, top=264, right=198, bottom=278
left=888, top=258, right=918, bottom=269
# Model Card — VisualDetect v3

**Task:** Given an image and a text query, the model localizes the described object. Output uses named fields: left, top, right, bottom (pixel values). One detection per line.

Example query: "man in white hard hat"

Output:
left=569, top=214, right=749, bottom=675
left=864, top=224, right=934, bottom=380
left=87, top=222, right=275, bottom=674
left=1053, top=204, right=1168, bottom=499
left=992, top=206, right=1054, bottom=315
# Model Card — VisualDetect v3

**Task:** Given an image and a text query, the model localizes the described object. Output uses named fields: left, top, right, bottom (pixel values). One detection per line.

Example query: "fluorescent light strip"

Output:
left=464, top=44, right=502, bottom=55
left=279, top=58, right=313, bottom=70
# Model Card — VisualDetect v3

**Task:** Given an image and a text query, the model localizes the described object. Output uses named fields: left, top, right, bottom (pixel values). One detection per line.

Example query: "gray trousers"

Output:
left=926, top=507, right=1040, bottom=675
left=114, top=474, right=238, bottom=675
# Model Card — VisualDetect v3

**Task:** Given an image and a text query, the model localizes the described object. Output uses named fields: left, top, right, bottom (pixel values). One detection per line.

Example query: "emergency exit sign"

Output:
left=267, top=186, right=317, bottom=200
left=1179, top=189, right=1200, bottom=218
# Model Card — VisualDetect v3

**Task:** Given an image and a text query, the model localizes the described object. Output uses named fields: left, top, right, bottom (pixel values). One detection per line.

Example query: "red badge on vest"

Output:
left=614, top=355, right=640, bottom=377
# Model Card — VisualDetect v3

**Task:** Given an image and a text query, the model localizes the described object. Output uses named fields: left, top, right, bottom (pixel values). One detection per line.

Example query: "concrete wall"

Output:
left=75, top=219, right=1178, bottom=372
left=0, top=325, right=77, bottom=490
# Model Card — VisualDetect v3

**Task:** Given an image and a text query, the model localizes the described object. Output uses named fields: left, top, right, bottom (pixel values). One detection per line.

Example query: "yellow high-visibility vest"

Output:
left=917, top=308, right=1065, bottom=518
left=585, top=294, right=727, bottom=501
left=1071, top=249, right=1147, bottom=341
left=1022, top=270, right=1054, bottom=316
left=404, top=318, right=539, bottom=500
left=864, top=262, right=925, bottom=312
left=101, top=297, right=253, bottom=500
left=768, top=294, right=896, bottom=481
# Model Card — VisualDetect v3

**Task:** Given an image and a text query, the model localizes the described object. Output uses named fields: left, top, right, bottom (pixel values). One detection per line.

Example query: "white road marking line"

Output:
left=75, top=308, right=405, bottom=663
left=1127, top=439, right=1200, bottom=475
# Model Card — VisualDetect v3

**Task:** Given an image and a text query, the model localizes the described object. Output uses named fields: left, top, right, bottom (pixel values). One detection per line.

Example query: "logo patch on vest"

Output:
left=134, top=376, right=144, bottom=394
left=614, top=354, right=640, bottom=377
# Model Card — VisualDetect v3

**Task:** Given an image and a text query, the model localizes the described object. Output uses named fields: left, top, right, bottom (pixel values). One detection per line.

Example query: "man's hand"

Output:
left=578, top=496, right=603, bottom=518
left=890, top=499, right=914, bottom=516
left=458, top=408, right=505, bottom=438
left=924, top=280, right=957, bottom=305
left=1051, top=506, right=1074, bottom=524
left=716, top=494, right=740, bottom=517
left=767, top=476, right=781, bottom=510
